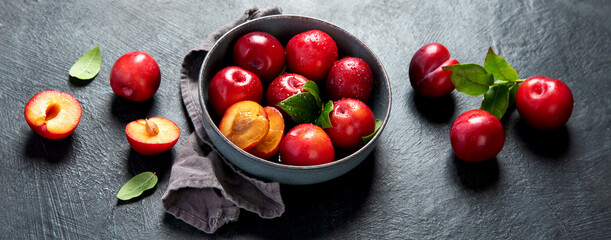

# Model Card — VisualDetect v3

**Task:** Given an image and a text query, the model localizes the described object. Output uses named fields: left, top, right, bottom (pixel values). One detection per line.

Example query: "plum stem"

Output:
left=492, top=78, right=525, bottom=87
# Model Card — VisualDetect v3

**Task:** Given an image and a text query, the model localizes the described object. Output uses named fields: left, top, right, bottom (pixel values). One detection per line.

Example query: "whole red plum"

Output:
left=233, top=31, right=285, bottom=83
left=208, top=66, right=263, bottom=117
left=286, top=30, right=338, bottom=82
left=516, top=76, right=573, bottom=130
left=450, top=109, right=505, bottom=162
left=326, top=57, right=374, bottom=102
left=265, top=73, right=309, bottom=108
left=110, top=51, right=161, bottom=102
left=279, top=124, right=335, bottom=166
left=325, top=98, right=376, bottom=151
left=409, top=43, right=459, bottom=98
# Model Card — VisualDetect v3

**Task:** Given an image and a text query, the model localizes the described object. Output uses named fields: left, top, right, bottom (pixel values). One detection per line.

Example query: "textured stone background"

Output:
left=1, top=0, right=609, bottom=239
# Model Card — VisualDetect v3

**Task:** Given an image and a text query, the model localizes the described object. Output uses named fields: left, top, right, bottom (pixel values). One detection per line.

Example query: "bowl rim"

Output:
left=198, top=14, right=392, bottom=171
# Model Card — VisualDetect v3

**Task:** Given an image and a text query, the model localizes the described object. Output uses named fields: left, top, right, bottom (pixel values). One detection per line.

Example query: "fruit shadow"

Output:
left=500, top=105, right=517, bottom=125
left=449, top=153, right=500, bottom=192
left=514, top=119, right=571, bottom=159
left=23, top=133, right=73, bottom=164
left=213, top=155, right=376, bottom=238
left=409, top=92, right=456, bottom=124
left=68, top=74, right=96, bottom=87
left=126, top=149, right=174, bottom=180
left=116, top=149, right=174, bottom=205
left=110, top=96, right=155, bottom=124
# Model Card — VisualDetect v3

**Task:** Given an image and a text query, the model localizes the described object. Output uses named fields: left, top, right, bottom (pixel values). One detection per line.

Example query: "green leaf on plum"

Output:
left=277, top=92, right=320, bottom=124
left=484, top=47, right=519, bottom=81
left=315, top=100, right=334, bottom=129
left=117, top=172, right=158, bottom=201
left=302, top=80, right=322, bottom=108
left=508, top=83, right=520, bottom=107
left=362, top=119, right=383, bottom=144
left=480, top=84, right=510, bottom=119
left=69, top=45, right=101, bottom=80
left=443, top=63, right=493, bottom=97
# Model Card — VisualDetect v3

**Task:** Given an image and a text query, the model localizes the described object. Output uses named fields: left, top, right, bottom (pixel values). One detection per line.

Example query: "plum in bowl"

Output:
left=199, top=15, right=391, bottom=185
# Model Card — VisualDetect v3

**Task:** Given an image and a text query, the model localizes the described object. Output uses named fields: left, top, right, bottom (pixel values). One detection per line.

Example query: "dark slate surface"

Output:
left=1, top=1, right=609, bottom=239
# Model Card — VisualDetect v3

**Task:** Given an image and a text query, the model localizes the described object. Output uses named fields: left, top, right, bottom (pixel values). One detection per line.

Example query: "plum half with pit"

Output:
left=125, top=117, right=180, bottom=155
left=218, top=100, right=270, bottom=151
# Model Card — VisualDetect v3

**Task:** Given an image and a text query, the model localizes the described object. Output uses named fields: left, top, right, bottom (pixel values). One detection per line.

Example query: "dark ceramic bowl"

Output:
left=199, top=15, right=391, bottom=185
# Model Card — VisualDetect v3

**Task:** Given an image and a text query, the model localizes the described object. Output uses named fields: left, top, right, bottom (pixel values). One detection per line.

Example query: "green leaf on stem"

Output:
left=480, top=85, right=510, bottom=119
left=315, top=100, right=334, bottom=129
left=483, top=47, right=519, bottom=81
left=302, top=81, right=322, bottom=108
left=362, top=119, right=383, bottom=144
left=443, top=63, right=493, bottom=96
left=117, top=172, right=158, bottom=201
left=277, top=92, right=320, bottom=124
left=69, top=45, right=101, bottom=80
left=508, top=83, right=520, bottom=107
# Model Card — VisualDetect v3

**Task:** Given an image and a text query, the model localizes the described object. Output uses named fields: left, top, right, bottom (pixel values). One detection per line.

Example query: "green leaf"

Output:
left=483, top=47, right=519, bottom=81
left=302, top=81, right=322, bottom=108
left=362, top=119, right=383, bottom=144
left=315, top=101, right=334, bottom=129
left=508, top=83, right=520, bottom=107
left=277, top=92, right=320, bottom=124
left=117, top=172, right=158, bottom=201
left=443, top=63, right=493, bottom=96
left=69, top=46, right=101, bottom=80
left=480, top=85, right=510, bottom=119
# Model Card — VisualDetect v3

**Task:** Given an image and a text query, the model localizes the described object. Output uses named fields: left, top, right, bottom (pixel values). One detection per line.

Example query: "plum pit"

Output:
left=45, top=103, right=60, bottom=122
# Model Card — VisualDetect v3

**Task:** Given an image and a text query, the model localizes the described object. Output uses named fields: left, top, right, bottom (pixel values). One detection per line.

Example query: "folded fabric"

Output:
left=161, top=6, right=285, bottom=234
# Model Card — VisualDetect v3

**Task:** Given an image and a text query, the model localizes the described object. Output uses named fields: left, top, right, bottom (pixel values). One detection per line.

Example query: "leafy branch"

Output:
left=443, top=48, right=521, bottom=119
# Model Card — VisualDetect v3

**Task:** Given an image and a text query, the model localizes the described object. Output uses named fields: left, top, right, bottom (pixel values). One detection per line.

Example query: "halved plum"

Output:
left=219, top=101, right=270, bottom=150
left=125, top=117, right=181, bottom=155
left=248, top=106, right=285, bottom=159
left=24, top=90, right=82, bottom=140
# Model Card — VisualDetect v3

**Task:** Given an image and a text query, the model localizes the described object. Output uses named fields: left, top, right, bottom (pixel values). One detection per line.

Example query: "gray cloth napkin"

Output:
left=161, top=6, right=285, bottom=234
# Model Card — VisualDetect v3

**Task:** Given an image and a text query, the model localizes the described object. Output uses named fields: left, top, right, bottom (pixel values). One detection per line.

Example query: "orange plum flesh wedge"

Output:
left=125, top=117, right=180, bottom=155
left=248, top=106, right=285, bottom=159
left=219, top=101, right=269, bottom=150
left=24, top=90, right=82, bottom=140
